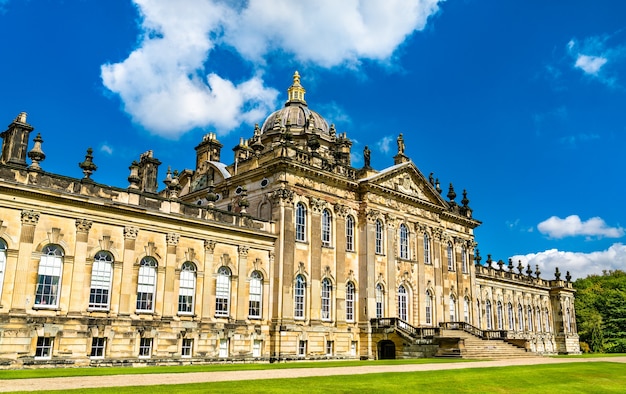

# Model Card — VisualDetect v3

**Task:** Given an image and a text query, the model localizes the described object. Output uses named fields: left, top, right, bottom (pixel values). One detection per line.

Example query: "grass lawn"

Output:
left=8, top=361, right=626, bottom=394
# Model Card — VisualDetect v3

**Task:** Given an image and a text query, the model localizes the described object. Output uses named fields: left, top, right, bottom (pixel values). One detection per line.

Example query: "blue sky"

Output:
left=1, top=0, right=625, bottom=280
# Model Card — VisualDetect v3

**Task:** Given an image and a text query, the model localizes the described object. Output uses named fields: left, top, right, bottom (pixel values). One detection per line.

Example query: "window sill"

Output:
left=33, top=306, right=60, bottom=311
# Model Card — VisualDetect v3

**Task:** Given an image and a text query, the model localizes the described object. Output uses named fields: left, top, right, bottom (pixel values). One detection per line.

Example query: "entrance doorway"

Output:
left=378, top=340, right=396, bottom=359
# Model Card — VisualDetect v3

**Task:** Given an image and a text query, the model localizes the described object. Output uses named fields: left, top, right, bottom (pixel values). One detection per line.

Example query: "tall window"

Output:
left=215, top=266, right=231, bottom=317
left=477, top=300, right=482, bottom=328
left=138, top=338, right=152, bottom=358
left=35, top=244, right=64, bottom=308
left=346, top=282, right=355, bottom=322
left=90, top=337, right=106, bottom=358
left=248, top=271, right=263, bottom=318
left=527, top=306, right=533, bottom=331
left=399, top=224, right=409, bottom=259
left=447, top=242, right=454, bottom=271
left=295, top=202, right=306, bottom=242
left=321, top=278, right=331, bottom=321
left=375, top=284, right=384, bottom=318
left=346, top=215, right=355, bottom=252
left=35, top=337, right=53, bottom=359
left=517, top=304, right=524, bottom=331
left=508, top=302, right=515, bottom=330
left=449, top=295, right=457, bottom=321
left=375, top=220, right=384, bottom=254
left=464, top=297, right=470, bottom=323
left=485, top=300, right=492, bottom=329
left=544, top=309, right=551, bottom=332
left=294, top=275, right=306, bottom=319
left=423, top=233, right=431, bottom=264
left=461, top=246, right=468, bottom=273
left=0, top=239, right=7, bottom=300
left=536, top=307, right=542, bottom=332
left=219, top=339, right=229, bottom=357
left=181, top=338, right=193, bottom=358
left=425, top=290, right=433, bottom=325
left=252, top=340, right=262, bottom=357
left=496, top=301, right=503, bottom=330
left=322, top=209, right=332, bottom=247
left=178, top=262, right=196, bottom=314
left=89, top=251, right=113, bottom=310
left=298, top=340, right=307, bottom=356
left=136, top=257, right=157, bottom=312
left=566, top=308, right=571, bottom=333
left=397, top=285, right=408, bottom=321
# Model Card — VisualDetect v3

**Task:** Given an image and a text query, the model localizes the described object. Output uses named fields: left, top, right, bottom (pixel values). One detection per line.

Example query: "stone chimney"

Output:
left=194, top=132, right=222, bottom=170
left=137, top=150, right=161, bottom=193
left=1, top=112, right=34, bottom=166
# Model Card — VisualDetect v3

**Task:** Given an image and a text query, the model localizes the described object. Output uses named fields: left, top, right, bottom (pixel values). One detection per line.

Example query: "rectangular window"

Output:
left=350, top=341, right=357, bottom=356
left=181, top=338, right=193, bottom=358
left=346, top=216, right=355, bottom=252
left=35, top=255, right=62, bottom=308
left=219, top=339, right=229, bottom=358
left=375, top=221, right=383, bottom=255
left=252, top=340, right=262, bottom=358
left=90, top=337, right=106, bottom=358
left=326, top=340, right=334, bottom=356
left=139, top=338, right=152, bottom=358
left=35, top=337, right=53, bottom=359
left=298, top=340, right=307, bottom=357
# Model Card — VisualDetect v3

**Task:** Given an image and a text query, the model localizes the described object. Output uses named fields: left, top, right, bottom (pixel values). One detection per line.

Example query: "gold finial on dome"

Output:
left=287, top=70, right=306, bottom=105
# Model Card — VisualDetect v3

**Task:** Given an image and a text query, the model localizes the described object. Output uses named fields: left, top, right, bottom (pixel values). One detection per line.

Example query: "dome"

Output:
left=260, top=72, right=330, bottom=136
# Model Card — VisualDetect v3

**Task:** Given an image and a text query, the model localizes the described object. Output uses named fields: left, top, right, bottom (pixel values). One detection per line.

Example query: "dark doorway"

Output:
left=378, top=340, right=396, bottom=359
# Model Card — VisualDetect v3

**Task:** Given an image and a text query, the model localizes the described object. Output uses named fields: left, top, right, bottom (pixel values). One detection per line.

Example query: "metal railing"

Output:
left=371, top=318, right=439, bottom=339
left=439, top=321, right=508, bottom=340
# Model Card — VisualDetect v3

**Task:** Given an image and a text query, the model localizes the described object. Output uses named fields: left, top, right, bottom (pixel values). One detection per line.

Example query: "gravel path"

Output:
left=1, top=357, right=625, bottom=393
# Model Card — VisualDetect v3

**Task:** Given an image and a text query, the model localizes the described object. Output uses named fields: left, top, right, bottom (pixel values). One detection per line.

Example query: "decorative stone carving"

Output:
left=238, top=245, right=249, bottom=257
left=308, top=196, right=325, bottom=213
left=384, top=213, right=396, bottom=228
left=75, top=218, right=93, bottom=233
left=414, top=223, right=427, bottom=234
left=204, top=239, right=216, bottom=254
left=21, top=210, right=40, bottom=225
left=334, top=203, right=348, bottom=218
left=432, top=227, right=443, bottom=240
left=166, top=232, right=180, bottom=246
left=124, top=226, right=139, bottom=239
left=366, top=209, right=380, bottom=223
left=270, top=187, right=294, bottom=204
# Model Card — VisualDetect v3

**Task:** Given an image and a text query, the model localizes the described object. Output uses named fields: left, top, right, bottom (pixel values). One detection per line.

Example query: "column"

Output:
left=201, top=240, right=216, bottom=320
left=118, top=226, right=138, bottom=315
left=10, top=210, right=39, bottom=313
left=162, top=232, right=179, bottom=318
left=68, top=218, right=92, bottom=315
left=236, top=245, right=249, bottom=320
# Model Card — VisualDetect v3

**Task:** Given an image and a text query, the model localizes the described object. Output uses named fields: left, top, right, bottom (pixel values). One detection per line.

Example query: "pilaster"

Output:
left=10, top=209, right=39, bottom=313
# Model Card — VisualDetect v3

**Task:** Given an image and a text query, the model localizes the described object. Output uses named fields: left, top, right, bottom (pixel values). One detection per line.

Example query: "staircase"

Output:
left=435, top=323, right=538, bottom=359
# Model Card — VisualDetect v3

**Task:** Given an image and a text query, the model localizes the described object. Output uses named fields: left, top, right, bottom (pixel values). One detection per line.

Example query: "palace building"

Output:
left=0, top=73, right=579, bottom=367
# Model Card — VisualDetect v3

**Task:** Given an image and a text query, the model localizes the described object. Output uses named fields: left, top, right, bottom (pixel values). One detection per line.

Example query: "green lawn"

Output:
left=8, top=362, right=626, bottom=394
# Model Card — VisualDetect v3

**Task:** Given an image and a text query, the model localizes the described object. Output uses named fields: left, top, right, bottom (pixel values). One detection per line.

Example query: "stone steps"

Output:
left=436, top=330, right=536, bottom=359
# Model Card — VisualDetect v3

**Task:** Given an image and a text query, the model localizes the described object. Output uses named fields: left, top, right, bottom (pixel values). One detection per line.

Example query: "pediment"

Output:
left=360, top=162, right=446, bottom=207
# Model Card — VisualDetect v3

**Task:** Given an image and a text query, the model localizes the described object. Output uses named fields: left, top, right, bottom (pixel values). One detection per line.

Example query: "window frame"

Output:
left=346, top=281, right=355, bottom=322
left=0, top=239, right=6, bottom=301
left=138, top=338, right=152, bottom=358
left=34, top=244, right=64, bottom=309
left=136, top=256, right=157, bottom=313
left=90, top=337, right=106, bottom=359
left=215, top=266, right=231, bottom=317
left=295, top=202, right=307, bottom=242
left=248, top=270, right=263, bottom=319
left=375, top=220, right=384, bottom=255
left=35, top=337, right=53, bottom=359
left=321, top=209, right=332, bottom=247
left=345, top=215, right=355, bottom=252
left=425, top=290, right=433, bottom=325
left=294, top=275, right=306, bottom=320
left=508, top=302, right=515, bottom=330
left=399, top=224, right=409, bottom=259
left=485, top=300, right=492, bottom=330
left=423, top=233, right=431, bottom=264
left=447, top=242, right=454, bottom=271
left=89, top=251, right=114, bottom=311
left=219, top=338, right=229, bottom=358
left=375, top=284, right=384, bottom=318
left=181, top=338, right=193, bottom=358
left=298, top=340, right=307, bottom=357
left=178, top=262, right=197, bottom=315
left=496, top=301, right=503, bottom=330
left=449, top=295, right=457, bottom=322
left=464, top=297, right=470, bottom=323
left=517, top=303, right=524, bottom=331
left=397, top=285, right=408, bottom=321
left=461, top=246, right=469, bottom=274
left=321, top=278, right=332, bottom=321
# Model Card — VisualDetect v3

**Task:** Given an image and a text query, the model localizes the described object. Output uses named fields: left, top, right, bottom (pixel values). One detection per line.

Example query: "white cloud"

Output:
left=510, top=243, right=626, bottom=281
left=574, top=54, right=607, bottom=75
left=377, top=136, right=393, bottom=154
left=100, top=144, right=114, bottom=155
left=102, top=0, right=443, bottom=138
left=537, top=215, right=624, bottom=239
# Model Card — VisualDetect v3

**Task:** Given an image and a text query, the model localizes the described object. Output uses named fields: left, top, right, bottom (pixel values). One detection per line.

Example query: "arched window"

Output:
left=423, top=233, right=431, bottom=264
left=178, top=262, right=196, bottom=314
left=544, top=309, right=551, bottom=332
left=397, top=285, right=408, bottom=321
left=321, top=278, right=331, bottom=321
left=248, top=271, right=263, bottom=318
left=449, top=295, right=457, bottom=322
left=322, top=209, right=332, bottom=247
left=565, top=307, right=571, bottom=333
left=215, top=266, right=231, bottom=317
left=527, top=306, right=533, bottom=331
left=536, top=307, right=542, bottom=332
left=464, top=297, right=470, bottom=323
left=346, top=215, right=355, bottom=252
left=35, top=244, right=64, bottom=308
left=517, top=303, right=524, bottom=331
left=136, top=256, right=157, bottom=312
left=461, top=246, right=468, bottom=274
left=295, top=202, right=307, bottom=242
left=425, top=290, right=433, bottom=325
left=89, top=251, right=114, bottom=310
left=447, top=243, right=454, bottom=271
left=508, top=302, right=515, bottom=330
left=294, top=275, right=306, bottom=319
left=0, top=239, right=7, bottom=300
left=477, top=300, right=482, bottom=328
left=496, top=301, right=503, bottom=330
left=399, top=224, right=409, bottom=259
left=375, top=284, right=384, bottom=318
left=346, top=282, right=355, bottom=322
left=375, top=220, right=384, bottom=255
left=485, top=300, right=493, bottom=329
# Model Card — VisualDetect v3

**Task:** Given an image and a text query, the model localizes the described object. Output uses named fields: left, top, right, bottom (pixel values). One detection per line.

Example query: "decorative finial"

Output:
left=363, top=146, right=371, bottom=168
left=461, top=189, right=470, bottom=207
left=508, top=258, right=514, bottom=272
left=78, top=147, right=97, bottom=180
left=435, top=178, right=442, bottom=194
left=206, top=180, right=218, bottom=207
left=27, top=133, right=46, bottom=170
left=397, top=133, right=405, bottom=155
left=526, top=263, right=533, bottom=276
left=128, top=160, right=140, bottom=189
left=287, top=71, right=306, bottom=104
left=486, top=254, right=493, bottom=268
left=474, top=248, right=482, bottom=266
left=517, top=260, right=524, bottom=274
left=535, top=264, right=541, bottom=279
left=238, top=187, right=250, bottom=214
left=554, top=267, right=561, bottom=280
left=565, top=271, right=572, bottom=282
left=16, top=112, right=27, bottom=124
left=447, top=183, right=456, bottom=203
left=429, top=173, right=434, bottom=186
left=498, top=259, right=504, bottom=270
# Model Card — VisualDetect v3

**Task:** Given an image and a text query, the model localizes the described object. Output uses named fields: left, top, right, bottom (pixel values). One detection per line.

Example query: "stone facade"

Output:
left=0, top=74, right=579, bottom=368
